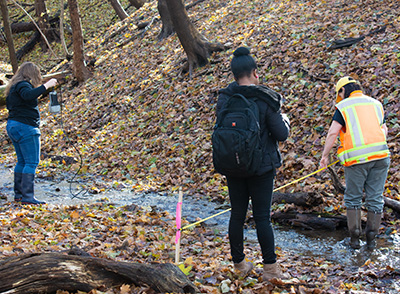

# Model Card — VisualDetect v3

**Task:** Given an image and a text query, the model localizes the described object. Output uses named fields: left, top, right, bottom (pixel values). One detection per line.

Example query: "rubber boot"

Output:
left=233, top=259, right=254, bottom=276
left=20, top=173, right=46, bottom=205
left=14, top=172, right=23, bottom=202
left=262, top=262, right=284, bottom=281
left=365, top=211, right=382, bottom=250
left=347, top=208, right=361, bottom=249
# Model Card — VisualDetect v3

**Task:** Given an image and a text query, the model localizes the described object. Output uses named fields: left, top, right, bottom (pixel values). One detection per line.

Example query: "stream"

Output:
left=1, top=165, right=399, bottom=291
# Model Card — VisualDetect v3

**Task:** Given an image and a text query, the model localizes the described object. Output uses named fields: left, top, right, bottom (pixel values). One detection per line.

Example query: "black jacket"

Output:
left=6, top=81, right=46, bottom=128
left=217, top=82, right=290, bottom=175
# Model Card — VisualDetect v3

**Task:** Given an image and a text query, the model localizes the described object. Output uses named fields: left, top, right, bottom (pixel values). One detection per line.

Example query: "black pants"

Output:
left=227, top=170, right=276, bottom=264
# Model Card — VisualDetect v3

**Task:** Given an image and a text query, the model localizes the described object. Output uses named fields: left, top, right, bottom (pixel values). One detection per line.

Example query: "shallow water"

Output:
left=1, top=165, right=399, bottom=284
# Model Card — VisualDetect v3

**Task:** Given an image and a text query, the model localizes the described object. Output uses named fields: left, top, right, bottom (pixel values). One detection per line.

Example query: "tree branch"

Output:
left=11, top=0, right=59, bottom=59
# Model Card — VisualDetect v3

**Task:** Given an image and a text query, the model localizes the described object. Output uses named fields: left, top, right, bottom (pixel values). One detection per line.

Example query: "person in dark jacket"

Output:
left=5, top=62, right=57, bottom=204
left=216, top=47, right=290, bottom=280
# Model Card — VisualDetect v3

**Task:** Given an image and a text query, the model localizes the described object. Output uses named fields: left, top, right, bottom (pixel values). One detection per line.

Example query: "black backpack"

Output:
left=212, top=93, right=263, bottom=177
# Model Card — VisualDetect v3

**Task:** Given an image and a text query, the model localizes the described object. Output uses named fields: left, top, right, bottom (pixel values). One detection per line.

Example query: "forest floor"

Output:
left=1, top=0, right=400, bottom=293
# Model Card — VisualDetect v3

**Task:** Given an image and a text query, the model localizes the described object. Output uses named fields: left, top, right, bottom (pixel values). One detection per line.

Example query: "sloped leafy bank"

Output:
left=1, top=0, right=399, bottom=203
left=0, top=0, right=400, bottom=292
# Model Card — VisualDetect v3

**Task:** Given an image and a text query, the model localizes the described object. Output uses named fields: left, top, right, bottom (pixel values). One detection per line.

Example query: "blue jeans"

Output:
left=6, top=120, right=41, bottom=175
left=227, top=170, right=276, bottom=264
left=344, top=157, right=390, bottom=213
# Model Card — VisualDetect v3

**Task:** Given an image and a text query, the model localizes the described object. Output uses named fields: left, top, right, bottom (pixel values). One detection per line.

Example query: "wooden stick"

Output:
left=174, top=189, right=183, bottom=264
left=59, top=0, right=70, bottom=57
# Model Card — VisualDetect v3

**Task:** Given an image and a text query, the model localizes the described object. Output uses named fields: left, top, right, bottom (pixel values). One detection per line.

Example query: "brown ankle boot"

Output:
left=263, top=262, right=284, bottom=281
left=234, top=259, right=254, bottom=276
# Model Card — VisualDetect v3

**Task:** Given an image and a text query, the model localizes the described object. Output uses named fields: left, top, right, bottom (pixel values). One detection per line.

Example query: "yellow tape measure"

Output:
left=181, top=160, right=340, bottom=230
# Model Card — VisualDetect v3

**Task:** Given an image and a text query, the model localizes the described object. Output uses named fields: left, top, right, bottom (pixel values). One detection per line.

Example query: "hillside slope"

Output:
left=1, top=1, right=400, bottom=292
left=1, top=0, right=399, bottom=204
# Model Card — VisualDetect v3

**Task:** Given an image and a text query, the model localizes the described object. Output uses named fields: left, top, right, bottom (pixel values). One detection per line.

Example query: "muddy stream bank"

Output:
left=0, top=165, right=399, bottom=290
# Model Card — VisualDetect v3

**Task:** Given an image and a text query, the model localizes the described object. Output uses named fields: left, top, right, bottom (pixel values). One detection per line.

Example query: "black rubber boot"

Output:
left=366, top=211, right=382, bottom=250
left=347, top=208, right=361, bottom=249
left=20, top=173, right=46, bottom=205
left=14, top=172, right=23, bottom=202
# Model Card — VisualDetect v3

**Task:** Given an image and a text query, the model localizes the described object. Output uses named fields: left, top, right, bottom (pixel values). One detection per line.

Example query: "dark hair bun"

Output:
left=233, top=47, right=250, bottom=57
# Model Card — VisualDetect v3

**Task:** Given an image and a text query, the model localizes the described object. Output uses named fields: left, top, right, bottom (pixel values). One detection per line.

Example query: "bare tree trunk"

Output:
left=67, top=0, right=91, bottom=83
left=34, top=0, right=51, bottom=50
left=165, top=0, right=224, bottom=75
left=128, top=0, right=145, bottom=9
left=157, top=0, right=174, bottom=40
left=0, top=0, right=18, bottom=73
left=109, top=0, right=129, bottom=20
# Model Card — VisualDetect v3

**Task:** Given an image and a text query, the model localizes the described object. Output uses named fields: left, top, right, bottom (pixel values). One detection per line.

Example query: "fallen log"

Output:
left=16, top=30, right=41, bottom=60
left=0, top=251, right=198, bottom=294
left=2, top=5, right=67, bottom=34
left=273, top=191, right=323, bottom=207
left=249, top=192, right=344, bottom=230
left=384, top=196, right=400, bottom=213
left=271, top=195, right=400, bottom=230
left=10, top=21, right=36, bottom=33
left=328, top=25, right=387, bottom=50
left=269, top=192, right=400, bottom=229
left=272, top=212, right=347, bottom=230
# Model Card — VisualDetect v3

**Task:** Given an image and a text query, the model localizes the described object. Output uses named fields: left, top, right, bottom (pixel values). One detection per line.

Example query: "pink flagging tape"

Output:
left=175, top=201, right=182, bottom=244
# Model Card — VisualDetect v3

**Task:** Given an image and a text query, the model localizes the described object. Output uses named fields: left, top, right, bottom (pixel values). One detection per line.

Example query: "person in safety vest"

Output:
left=319, top=76, right=390, bottom=250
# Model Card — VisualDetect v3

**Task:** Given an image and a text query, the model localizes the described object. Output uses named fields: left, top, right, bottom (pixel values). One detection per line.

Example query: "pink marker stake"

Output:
left=175, top=190, right=183, bottom=264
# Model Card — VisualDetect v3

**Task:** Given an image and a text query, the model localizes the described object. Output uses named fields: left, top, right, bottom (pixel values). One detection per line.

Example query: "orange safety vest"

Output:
left=336, top=91, right=390, bottom=166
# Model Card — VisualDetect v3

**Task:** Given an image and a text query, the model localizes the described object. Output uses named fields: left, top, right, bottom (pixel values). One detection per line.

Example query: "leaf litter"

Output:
left=1, top=0, right=400, bottom=293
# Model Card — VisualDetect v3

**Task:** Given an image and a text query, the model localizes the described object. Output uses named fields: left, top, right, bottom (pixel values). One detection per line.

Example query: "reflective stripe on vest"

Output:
left=336, top=92, right=390, bottom=166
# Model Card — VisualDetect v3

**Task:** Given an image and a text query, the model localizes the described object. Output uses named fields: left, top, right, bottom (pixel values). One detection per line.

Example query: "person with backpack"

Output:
left=214, top=47, right=290, bottom=280
left=319, top=76, right=390, bottom=249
